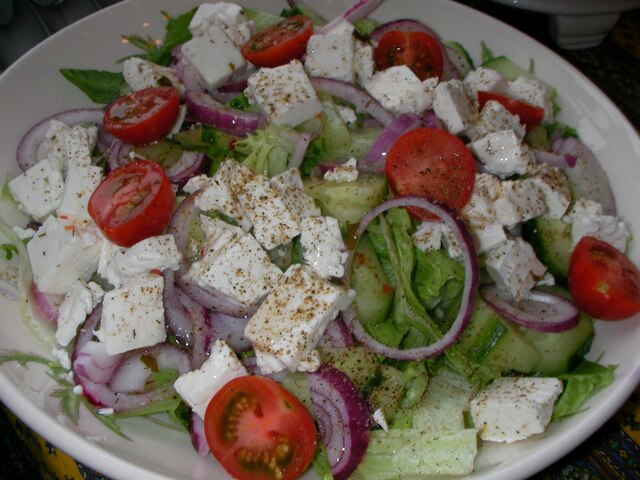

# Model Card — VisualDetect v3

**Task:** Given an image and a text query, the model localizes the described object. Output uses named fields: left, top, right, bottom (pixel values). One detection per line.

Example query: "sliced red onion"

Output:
left=190, top=411, right=211, bottom=457
left=166, top=151, right=210, bottom=188
left=370, top=19, right=459, bottom=80
left=73, top=340, right=123, bottom=384
left=343, top=196, right=479, bottom=360
left=552, top=136, right=616, bottom=215
left=17, top=108, right=104, bottom=171
left=171, top=48, right=208, bottom=95
left=106, top=138, right=134, bottom=172
left=206, top=89, right=243, bottom=104
left=310, top=77, right=395, bottom=127
left=241, top=355, right=288, bottom=382
left=73, top=303, right=102, bottom=357
left=307, top=365, right=371, bottom=480
left=318, top=316, right=354, bottom=348
left=108, top=355, right=152, bottom=393
left=422, top=109, right=444, bottom=130
left=481, top=286, right=580, bottom=333
left=533, top=148, right=577, bottom=169
left=217, top=64, right=256, bottom=93
left=31, top=282, right=62, bottom=324
left=209, top=311, right=251, bottom=352
left=97, top=125, right=115, bottom=154
left=163, top=269, right=195, bottom=347
left=185, top=92, right=260, bottom=136
left=177, top=288, right=210, bottom=369
left=360, top=113, right=422, bottom=173
left=177, top=275, right=258, bottom=319
left=318, top=0, right=383, bottom=35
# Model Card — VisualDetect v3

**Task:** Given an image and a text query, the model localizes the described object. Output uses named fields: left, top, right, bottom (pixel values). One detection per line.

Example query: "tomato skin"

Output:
left=88, top=159, right=175, bottom=247
left=104, top=87, right=180, bottom=145
left=205, top=376, right=317, bottom=480
left=568, top=236, right=640, bottom=321
left=385, top=127, right=476, bottom=220
left=241, top=16, right=313, bottom=68
left=477, top=90, right=545, bottom=131
left=374, top=31, right=444, bottom=80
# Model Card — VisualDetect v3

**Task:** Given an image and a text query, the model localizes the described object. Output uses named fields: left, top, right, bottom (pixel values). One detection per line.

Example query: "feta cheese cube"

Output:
left=354, top=39, right=375, bottom=85
left=245, top=264, right=355, bottom=373
left=433, top=79, right=478, bottom=135
left=567, top=198, right=629, bottom=252
left=494, top=178, right=547, bottom=227
left=471, top=100, right=526, bottom=141
left=62, top=124, right=98, bottom=169
left=181, top=24, right=246, bottom=90
left=366, top=65, right=432, bottom=115
left=300, top=216, right=348, bottom=279
left=305, top=20, right=356, bottom=82
left=57, top=164, right=103, bottom=219
left=528, top=163, right=571, bottom=219
left=186, top=221, right=282, bottom=305
left=461, top=176, right=507, bottom=254
left=174, top=339, right=248, bottom=419
left=8, top=159, right=64, bottom=219
left=101, top=274, right=166, bottom=355
left=27, top=216, right=103, bottom=295
left=508, top=76, right=554, bottom=123
left=122, top=57, right=185, bottom=96
left=337, top=105, right=358, bottom=125
left=462, top=67, right=509, bottom=103
left=468, top=130, right=534, bottom=179
left=189, top=2, right=254, bottom=48
left=270, top=167, right=321, bottom=220
left=323, top=157, right=358, bottom=183
left=247, top=60, right=323, bottom=127
left=485, top=238, right=547, bottom=301
left=470, top=377, right=563, bottom=443
left=412, top=221, right=443, bottom=252
left=56, top=281, right=104, bottom=347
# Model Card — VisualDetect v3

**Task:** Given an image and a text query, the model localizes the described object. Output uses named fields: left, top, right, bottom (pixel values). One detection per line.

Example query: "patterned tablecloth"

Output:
left=1, top=1, right=639, bottom=479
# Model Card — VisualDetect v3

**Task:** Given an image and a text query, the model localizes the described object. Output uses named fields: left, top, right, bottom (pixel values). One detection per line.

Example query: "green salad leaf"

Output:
left=59, top=69, right=126, bottom=104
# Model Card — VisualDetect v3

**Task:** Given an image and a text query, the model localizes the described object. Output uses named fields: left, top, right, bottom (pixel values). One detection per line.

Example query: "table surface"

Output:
left=1, top=1, right=639, bottom=479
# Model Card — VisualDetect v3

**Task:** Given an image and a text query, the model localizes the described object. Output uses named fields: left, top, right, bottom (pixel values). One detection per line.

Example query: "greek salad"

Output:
left=1, top=0, right=639, bottom=479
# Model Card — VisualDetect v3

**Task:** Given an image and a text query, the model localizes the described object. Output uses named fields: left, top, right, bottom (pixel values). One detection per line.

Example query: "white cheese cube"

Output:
left=468, top=130, right=534, bottom=179
left=412, top=221, right=443, bottom=252
left=62, top=124, right=98, bottom=169
left=365, top=65, right=432, bottom=115
left=470, top=223, right=508, bottom=255
left=187, top=222, right=282, bottom=305
left=354, top=39, right=375, bottom=85
left=174, top=339, right=248, bottom=419
left=270, top=167, right=321, bottom=220
left=508, top=76, right=554, bottom=123
left=27, top=216, right=103, bottom=295
left=8, top=159, right=64, bottom=219
left=472, top=100, right=526, bottom=141
left=528, top=163, right=571, bottom=219
left=470, top=377, right=563, bottom=443
left=461, top=176, right=507, bottom=254
left=494, top=178, right=547, bottom=228
left=485, top=238, right=547, bottom=301
left=324, top=157, right=358, bottom=182
left=462, top=67, right=509, bottom=103
left=189, top=2, right=254, bottom=48
left=442, top=223, right=463, bottom=259
left=122, top=57, right=185, bottom=96
left=567, top=198, right=629, bottom=252
left=181, top=24, right=246, bottom=90
left=57, top=164, right=103, bottom=219
left=432, top=79, right=478, bottom=135
left=101, top=273, right=166, bottom=355
left=247, top=60, right=323, bottom=127
left=300, top=216, right=348, bottom=279
left=55, top=281, right=104, bottom=347
left=245, top=264, right=355, bottom=374
left=337, top=105, right=358, bottom=125
left=305, top=20, right=356, bottom=82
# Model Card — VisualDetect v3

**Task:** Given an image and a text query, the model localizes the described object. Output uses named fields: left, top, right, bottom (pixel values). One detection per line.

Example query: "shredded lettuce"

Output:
left=234, top=124, right=299, bottom=177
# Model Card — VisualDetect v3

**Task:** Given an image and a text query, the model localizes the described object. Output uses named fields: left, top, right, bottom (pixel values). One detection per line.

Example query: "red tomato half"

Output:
left=385, top=127, right=476, bottom=220
left=104, top=86, right=180, bottom=145
left=568, top=236, right=640, bottom=321
left=241, top=15, right=313, bottom=67
left=205, top=376, right=317, bottom=480
left=477, top=90, right=545, bottom=132
left=374, top=31, right=444, bottom=80
left=88, top=159, right=175, bottom=247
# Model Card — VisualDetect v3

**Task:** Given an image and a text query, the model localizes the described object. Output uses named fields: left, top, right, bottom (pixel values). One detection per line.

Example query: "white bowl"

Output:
left=490, top=0, right=640, bottom=49
left=1, top=1, right=639, bottom=479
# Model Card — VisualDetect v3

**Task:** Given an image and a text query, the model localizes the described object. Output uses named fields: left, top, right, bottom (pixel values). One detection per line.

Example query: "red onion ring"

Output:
left=166, top=151, right=210, bottom=188
left=310, top=77, right=395, bottom=127
left=318, top=316, right=355, bottom=348
left=209, top=311, right=251, bottom=352
left=190, top=411, right=211, bottom=457
left=31, top=282, right=62, bottom=324
left=167, top=191, right=201, bottom=263
left=343, top=196, right=479, bottom=360
left=106, top=138, right=133, bottom=172
left=481, top=286, right=580, bottom=333
left=176, top=288, right=210, bottom=369
left=177, top=275, right=258, bottom=319
left=318, top=0, right=383, bottom=35
left=533, top=148, right=577, bottom=169
left=307, top=365, right=371, bottom=480
left=163, top=269, right=195, bottom=347
left=360, top=113, right=422, bottom=173
left=185, top=92, right=261, bottom=136
left=17, top=108, right=103, bottom=172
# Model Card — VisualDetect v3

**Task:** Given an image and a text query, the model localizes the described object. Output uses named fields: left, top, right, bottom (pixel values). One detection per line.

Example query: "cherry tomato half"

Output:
left=104, top=86, right=180, bottom=145
left=385, top=127, right=476, bottom=220
left=568, top=236, right=640, bottom=320
left=205, top=376, right=317, bottom=480
left=241, top=15, right=313, bottom=68
left=477, top=90, right=545, bottom=132
left=88, top=159, right=175, bottom=247
left=374, top=30, right=444, bottom=80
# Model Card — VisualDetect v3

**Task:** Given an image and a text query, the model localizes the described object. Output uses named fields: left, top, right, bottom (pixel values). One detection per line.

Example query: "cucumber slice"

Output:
left=318, top=345, right=379, bottom=390
left=445, top=41, right=474, bottom=78
left=480, top=55, right=529, bottom=81
left=133, top=139, right=183, bottom=170
left=368, top=364, right=406, bottom=421
left=522, top=217, right=573, bottom=285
